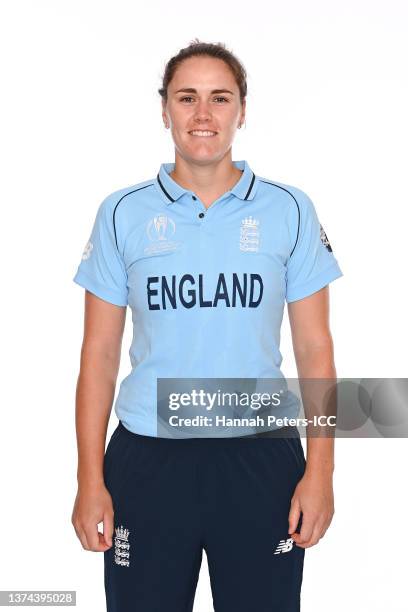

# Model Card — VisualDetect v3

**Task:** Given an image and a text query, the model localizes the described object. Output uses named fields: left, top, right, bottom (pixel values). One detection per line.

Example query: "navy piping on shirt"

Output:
left=156, top=173, right=175, bottom=203
left=112, top=184, right=154, bottom=250
left=244, top=172, right=256, bottom=200
left=111, top=176, right=296, bottom=255
left=259, top=180, right=301, bottom=258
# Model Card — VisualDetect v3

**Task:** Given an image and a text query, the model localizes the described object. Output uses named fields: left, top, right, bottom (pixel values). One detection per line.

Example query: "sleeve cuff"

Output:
left=286, top=262, right=343, bottom=303
left=73, top=269, right=128, bottom=307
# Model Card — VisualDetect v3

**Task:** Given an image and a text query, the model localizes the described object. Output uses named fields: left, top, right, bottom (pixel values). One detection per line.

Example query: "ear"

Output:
left=161, top=102, right=168, bottom=124
left=240, top=98, right=246, bottom=124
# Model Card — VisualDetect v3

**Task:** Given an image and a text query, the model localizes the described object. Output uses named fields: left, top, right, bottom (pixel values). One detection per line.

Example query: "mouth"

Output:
left=188, top=130, right=218, bottom=137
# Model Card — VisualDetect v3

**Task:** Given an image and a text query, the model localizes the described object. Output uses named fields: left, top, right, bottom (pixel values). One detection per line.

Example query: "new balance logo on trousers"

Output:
left=274, top=538, right=294, bottom=554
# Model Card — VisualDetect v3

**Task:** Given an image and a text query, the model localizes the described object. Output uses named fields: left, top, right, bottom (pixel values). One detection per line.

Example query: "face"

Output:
left=162, top=55, right=245, bottom=164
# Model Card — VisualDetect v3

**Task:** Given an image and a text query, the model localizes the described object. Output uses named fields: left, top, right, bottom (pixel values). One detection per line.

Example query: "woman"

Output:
left=71, top=39, right=343, bottom=612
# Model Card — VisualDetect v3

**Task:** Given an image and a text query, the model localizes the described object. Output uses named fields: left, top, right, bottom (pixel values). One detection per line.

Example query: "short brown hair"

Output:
left=158, top=38, right=247, bottom=104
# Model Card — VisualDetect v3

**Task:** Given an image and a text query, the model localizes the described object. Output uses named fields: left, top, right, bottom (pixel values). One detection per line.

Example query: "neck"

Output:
left=169, top=154, right=243, bottom=196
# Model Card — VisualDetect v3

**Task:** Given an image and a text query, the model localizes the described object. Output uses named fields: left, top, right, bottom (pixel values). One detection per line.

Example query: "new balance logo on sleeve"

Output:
left=81, top=240, right=93, bottom=260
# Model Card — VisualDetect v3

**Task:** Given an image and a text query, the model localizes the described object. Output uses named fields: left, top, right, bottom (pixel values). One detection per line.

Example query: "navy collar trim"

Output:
left=155, top=160, right=257, bottom=204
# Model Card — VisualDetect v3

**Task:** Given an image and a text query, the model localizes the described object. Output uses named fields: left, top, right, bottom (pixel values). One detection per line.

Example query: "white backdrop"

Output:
left=1, top=0, right=407, bottom=610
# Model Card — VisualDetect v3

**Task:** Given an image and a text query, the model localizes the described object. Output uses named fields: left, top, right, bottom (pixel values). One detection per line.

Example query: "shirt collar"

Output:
left=155, top=159, right=258, bottom=205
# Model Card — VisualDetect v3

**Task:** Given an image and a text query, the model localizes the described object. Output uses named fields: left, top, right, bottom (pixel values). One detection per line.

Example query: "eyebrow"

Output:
left=174, top=88, right=235, bottom=95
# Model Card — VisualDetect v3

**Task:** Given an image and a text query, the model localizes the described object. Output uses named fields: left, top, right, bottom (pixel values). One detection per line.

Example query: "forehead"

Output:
left=169, top=56, right=237, bottom=91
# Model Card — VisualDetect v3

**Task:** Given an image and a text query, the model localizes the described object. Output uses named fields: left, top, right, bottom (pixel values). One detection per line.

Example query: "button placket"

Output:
left=191, top=191, right=231, bottom=221
left=191, top=193, right=207, bottom=221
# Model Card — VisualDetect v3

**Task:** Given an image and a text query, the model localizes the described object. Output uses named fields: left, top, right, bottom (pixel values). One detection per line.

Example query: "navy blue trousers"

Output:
left=103, top=421, right=306, bottom=612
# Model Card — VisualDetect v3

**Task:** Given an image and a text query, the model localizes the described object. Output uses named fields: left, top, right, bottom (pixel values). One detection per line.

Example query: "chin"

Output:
left=181, top=148, right=220, bottom=163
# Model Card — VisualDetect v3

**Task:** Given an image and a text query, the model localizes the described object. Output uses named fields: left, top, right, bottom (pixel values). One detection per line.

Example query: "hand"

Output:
left=288, top=469, right=334, bottom=548
left=71, top=483, right=114, bottom=551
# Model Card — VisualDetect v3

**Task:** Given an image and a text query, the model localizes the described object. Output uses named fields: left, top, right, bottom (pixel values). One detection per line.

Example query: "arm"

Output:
left=71, top=290, right=127, bottom=552
left=286, top=285, right=336, bottom=548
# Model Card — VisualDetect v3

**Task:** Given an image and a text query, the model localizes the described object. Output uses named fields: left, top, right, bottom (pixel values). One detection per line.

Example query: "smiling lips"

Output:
left=188, top=130, right=218, bottom=137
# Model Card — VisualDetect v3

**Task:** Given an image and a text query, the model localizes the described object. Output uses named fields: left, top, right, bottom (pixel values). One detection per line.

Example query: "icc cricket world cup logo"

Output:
left=147, top=215, right=176, bottom=241
left=145, top=214, right=179, bottom=255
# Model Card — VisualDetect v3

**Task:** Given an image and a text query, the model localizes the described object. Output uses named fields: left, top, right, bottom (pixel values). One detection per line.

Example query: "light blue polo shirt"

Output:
left=73, top=159, right=343, bottom=437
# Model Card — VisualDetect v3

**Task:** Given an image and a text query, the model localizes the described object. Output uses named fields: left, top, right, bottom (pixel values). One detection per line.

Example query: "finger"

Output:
left=84, top=523, right=103, bottom=552
left=295, top=516, right=315, bottom=544
left=288, top=499, right=301, bottom=535
left=95, top=526, right=113, bottom=552
left=103, top=511, right=114, bottom=547
left=326, top=512, right=335, bottom=529
left=75, top=525, right=90, bottom=551
left=319, top=518, right=333, bottom=540
left=98, top=531, right=112, bottom=550
left=297, top=523, right=323, bottom=548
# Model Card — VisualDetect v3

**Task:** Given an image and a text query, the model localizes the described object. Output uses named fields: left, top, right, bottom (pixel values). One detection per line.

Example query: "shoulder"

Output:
left=99, top=178, right=157, bottom=215
left=256, top=175, right=313, bottom=212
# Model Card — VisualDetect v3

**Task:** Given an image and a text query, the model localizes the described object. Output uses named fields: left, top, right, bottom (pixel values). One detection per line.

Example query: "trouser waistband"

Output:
left=117, top=420, right=300, bottom=442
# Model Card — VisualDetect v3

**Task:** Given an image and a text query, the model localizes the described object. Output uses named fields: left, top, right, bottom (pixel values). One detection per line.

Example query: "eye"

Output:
left=179, top=95, right=229, bottom=103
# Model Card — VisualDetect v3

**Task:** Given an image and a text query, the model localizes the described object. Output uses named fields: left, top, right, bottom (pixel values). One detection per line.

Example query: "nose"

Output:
left=193, top=101, right=212, bottom=123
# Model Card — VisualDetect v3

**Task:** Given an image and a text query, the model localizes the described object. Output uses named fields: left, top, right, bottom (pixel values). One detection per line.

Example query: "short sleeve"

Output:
left=285, top=189, right=343, bottom=303
left=73, top=194, right=128, bottom=307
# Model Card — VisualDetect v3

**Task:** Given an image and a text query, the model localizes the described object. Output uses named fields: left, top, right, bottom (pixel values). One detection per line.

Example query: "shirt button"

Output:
left=192, top=195, right=197, bottom=200
left=198, top=212, right=205, bottom=218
